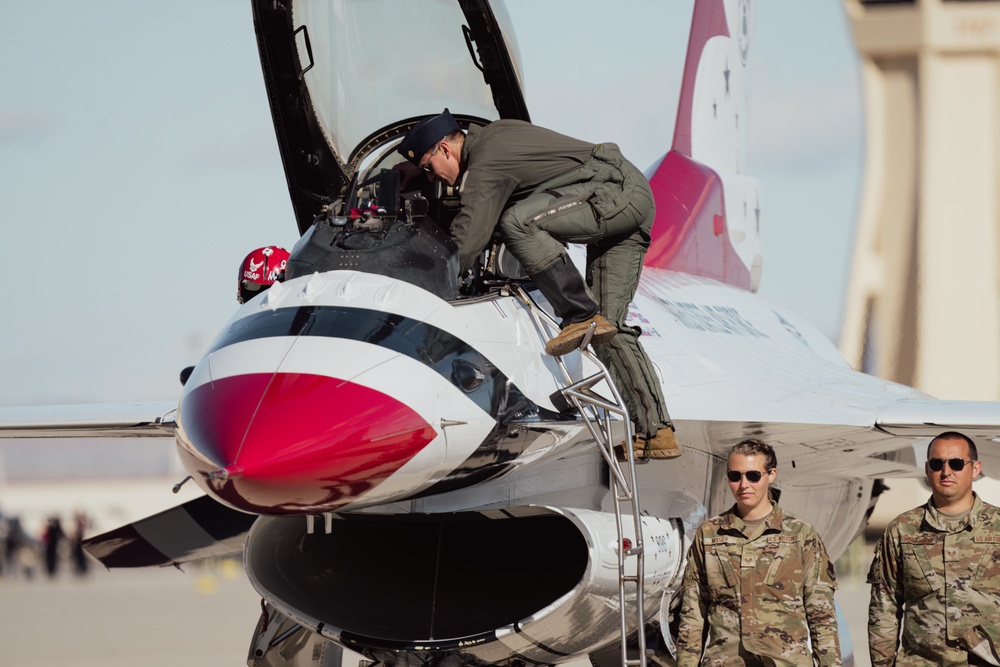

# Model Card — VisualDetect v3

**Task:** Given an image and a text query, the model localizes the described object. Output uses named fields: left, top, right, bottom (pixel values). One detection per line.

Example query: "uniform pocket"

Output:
left=973, top=534, right=1000, bottom=585
left=708, top=546, right=737, bottom=589
left=703, top=535, right=741, bottom=603
left=762, top=536, right=804, bottom=597
left=900, top=536, right=941, bottom=600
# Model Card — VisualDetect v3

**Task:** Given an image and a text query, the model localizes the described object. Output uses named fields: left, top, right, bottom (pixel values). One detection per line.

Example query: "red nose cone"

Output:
left=180, top=372, right=437, bottom=513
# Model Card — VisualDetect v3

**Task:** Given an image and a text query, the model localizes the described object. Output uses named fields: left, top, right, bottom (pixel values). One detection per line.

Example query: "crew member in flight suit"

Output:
left=398, top=109, right=679, bottom=459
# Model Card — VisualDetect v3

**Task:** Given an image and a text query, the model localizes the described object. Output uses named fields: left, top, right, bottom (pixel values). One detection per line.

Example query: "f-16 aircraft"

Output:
left=4, top=1, right=1000, bottom=666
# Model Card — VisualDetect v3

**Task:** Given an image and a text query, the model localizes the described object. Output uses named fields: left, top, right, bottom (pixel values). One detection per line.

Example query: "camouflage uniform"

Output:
left=675, top=504, right=841, bottom=666
left=867, top=493, right=1000, bottom=666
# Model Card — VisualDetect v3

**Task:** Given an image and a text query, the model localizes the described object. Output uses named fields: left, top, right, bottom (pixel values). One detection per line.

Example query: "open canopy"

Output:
left=252, top=0, right=529, bottom=234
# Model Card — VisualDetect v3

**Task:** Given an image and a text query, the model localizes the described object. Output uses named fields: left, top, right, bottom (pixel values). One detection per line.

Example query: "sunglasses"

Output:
left=927, top=458, right=976, bottom=472
left=420, top=144, right=441, bottom=173
left=726, top=469, right=769, bottom=483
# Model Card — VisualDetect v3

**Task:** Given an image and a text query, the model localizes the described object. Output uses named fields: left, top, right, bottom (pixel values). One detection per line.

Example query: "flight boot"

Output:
left=545, top=314, right=618, bottom=356
left=616, top=425, right=682, bottom=461
left=530, top=256, right=618, bottom=356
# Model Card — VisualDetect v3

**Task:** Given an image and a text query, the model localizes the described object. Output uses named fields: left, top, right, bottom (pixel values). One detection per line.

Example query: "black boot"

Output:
left=530, top=256, right=617, bottom=355
left=530, top=255, right=597, bottom=325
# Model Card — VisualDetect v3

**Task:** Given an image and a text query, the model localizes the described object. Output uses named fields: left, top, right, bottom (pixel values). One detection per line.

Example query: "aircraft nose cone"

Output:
left=178, top=371, right=438, bottom=513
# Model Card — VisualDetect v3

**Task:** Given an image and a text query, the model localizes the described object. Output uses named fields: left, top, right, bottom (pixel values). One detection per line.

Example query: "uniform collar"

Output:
left=457, top=125, right=479, bottom=188
left=924, top=492, right=982, bottom=532
left=722, top=502, right=784, bottom=535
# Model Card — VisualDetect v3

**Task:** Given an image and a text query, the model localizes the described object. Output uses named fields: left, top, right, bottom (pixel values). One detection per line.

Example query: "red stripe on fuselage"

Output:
left=180, top=373, right=437, bottom=513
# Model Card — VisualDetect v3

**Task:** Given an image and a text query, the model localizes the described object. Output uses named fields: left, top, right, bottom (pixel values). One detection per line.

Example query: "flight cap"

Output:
left=398, top=109, right=460, bottom=165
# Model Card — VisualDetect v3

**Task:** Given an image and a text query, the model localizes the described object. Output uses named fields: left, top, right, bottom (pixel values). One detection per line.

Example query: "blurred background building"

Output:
left=841, top=0, right=1000, bottom=525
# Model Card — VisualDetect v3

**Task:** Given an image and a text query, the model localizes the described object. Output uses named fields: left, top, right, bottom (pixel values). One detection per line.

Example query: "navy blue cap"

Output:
left=398, top=109, right=460, bottom=165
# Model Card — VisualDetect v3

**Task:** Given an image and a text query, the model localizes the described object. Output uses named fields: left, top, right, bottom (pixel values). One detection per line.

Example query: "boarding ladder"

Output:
left=509, top=285, right=648, bottom=667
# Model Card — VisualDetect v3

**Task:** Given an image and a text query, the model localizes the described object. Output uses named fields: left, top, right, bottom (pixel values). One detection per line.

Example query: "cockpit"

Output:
left=252, top=0, right=531, bottom=300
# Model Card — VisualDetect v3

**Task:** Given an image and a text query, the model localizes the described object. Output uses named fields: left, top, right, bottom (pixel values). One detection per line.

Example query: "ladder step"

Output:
left=515, top=285, right=648, bottom=667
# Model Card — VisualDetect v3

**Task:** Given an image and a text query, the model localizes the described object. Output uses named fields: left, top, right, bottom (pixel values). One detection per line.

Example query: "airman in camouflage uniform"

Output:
left=868, top=431, right=1000, bottom=666
left=676, top=439, right=841, bottom=666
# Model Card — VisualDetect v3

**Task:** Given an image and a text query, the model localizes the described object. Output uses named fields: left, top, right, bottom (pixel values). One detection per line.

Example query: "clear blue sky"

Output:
left=0, top=0, right=862, bottom=407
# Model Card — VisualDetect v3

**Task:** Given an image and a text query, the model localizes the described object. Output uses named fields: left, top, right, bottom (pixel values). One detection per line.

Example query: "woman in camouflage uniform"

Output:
left=675, top=439, right=841, bottom=666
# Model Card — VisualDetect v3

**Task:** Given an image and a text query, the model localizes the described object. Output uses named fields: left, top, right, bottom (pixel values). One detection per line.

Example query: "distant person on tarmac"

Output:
left=41, top=515, right=65, bottom=578
left=69, top=512, right=90, bottom=577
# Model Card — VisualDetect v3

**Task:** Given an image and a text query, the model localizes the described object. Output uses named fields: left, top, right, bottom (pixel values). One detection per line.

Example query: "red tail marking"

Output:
left=672, top=0, right=730, bottom=157
left=644, top=151, right=750, bottom=289
left=643, top=0, right=750, bottom=290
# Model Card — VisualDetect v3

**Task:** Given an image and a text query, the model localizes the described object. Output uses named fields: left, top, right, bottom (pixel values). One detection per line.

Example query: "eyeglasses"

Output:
left=927, top=458, right=976, bottom=472
left=420, top=145, right=441, bottom=173
left=726, top=470, right=769, bottom=484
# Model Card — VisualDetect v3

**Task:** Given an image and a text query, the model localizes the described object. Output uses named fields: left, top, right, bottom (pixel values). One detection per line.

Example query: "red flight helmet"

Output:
left=238, top=246, right=290, bottom=304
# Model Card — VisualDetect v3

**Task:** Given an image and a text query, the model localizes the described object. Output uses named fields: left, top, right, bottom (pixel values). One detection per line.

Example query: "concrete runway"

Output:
left=0, top=558, right=875, bottom=667
left=0, top=560, right=262, bottom=667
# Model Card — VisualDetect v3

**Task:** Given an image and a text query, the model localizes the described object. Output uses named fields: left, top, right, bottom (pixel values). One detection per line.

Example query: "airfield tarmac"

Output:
left=0, top=560, right=262, bottom=667
left=0, top=560, right=875, bottom=667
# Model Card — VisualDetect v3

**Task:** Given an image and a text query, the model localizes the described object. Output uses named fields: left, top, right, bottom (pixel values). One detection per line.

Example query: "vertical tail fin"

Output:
left=644, top=0, right=762, bottom=292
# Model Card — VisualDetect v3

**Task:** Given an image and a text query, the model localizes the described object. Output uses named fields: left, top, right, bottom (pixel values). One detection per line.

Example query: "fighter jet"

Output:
left=3, top=1, right=999, bottom=666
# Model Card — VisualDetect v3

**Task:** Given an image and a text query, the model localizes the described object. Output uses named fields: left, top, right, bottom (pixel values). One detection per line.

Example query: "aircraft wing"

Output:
left=670, top=400, right=1000, bottom=486
left=877, top=399, right=1000, bottom=436
left=0, top=402, right=257, bottom=569
left=0, top=401, right=176, bottom=438
left=876, top=399, right=1000, bottom=475
left=83, top=494, right=256, bottom=568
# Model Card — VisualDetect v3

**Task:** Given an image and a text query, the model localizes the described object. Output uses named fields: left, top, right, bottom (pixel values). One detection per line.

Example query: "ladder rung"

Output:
left=512, top=284, right=647, bottom=667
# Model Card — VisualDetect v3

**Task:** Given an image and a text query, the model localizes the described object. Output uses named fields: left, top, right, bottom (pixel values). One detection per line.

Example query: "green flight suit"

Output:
left=452, top=120, right=670, bottom=437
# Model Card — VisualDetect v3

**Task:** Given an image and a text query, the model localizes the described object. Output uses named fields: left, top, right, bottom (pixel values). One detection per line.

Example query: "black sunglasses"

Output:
left=927, top=458, right=976, bottom=472
left=727, top=469, right=769, bottom=483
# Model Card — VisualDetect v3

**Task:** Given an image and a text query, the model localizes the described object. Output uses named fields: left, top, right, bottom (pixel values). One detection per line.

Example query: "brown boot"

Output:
left=545, top=314, right=617, bottom=356
left=614, top=427, right=682, bottom=461
left=632, top=427, right=682, bottom=460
